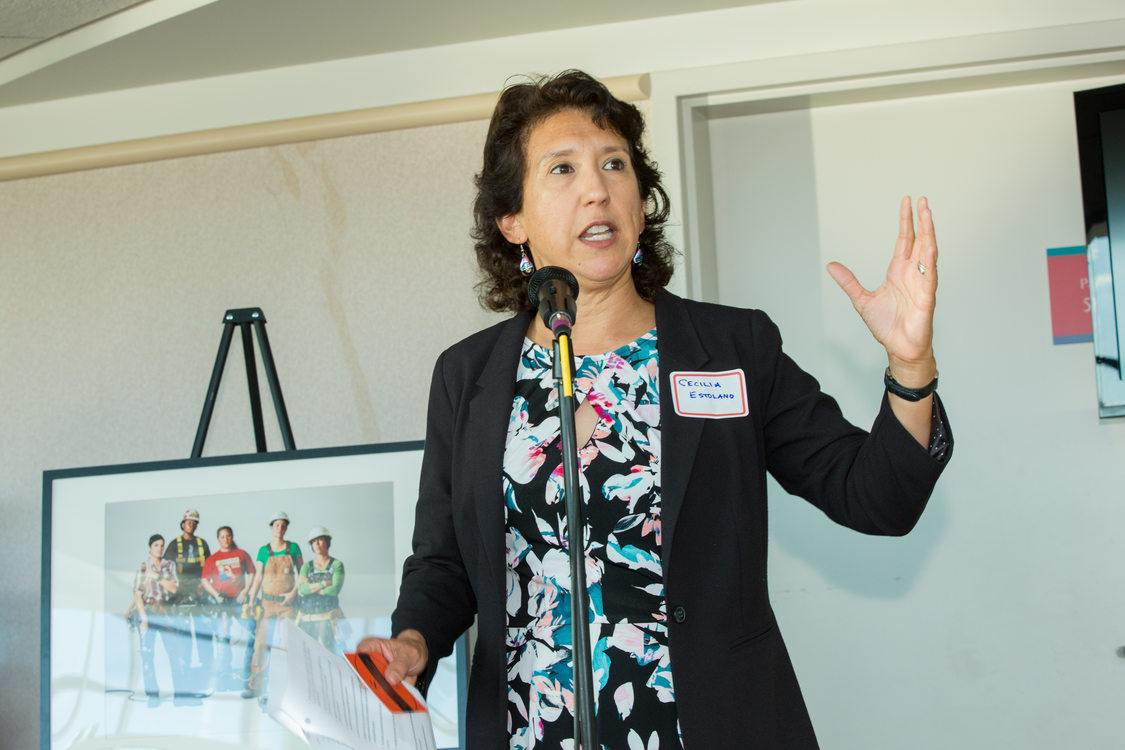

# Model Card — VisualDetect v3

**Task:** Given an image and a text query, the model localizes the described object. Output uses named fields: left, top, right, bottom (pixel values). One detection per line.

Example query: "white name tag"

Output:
left=670, top=369, right=749, bottom=419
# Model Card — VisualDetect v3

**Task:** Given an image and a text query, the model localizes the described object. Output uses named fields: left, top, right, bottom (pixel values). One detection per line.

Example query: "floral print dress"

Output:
left=503, top=329, right=682, bottom=750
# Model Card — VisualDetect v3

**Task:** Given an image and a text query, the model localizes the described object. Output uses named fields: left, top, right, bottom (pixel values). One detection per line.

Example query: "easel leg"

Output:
left=191, top=308, right=296, bottom=457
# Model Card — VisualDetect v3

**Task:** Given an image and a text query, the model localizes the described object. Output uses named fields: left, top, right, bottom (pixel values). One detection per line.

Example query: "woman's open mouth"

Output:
left=580, top=223, right=615, bottom=242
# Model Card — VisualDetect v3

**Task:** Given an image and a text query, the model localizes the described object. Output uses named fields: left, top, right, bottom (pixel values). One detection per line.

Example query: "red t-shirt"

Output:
left=202, top=548, right=255, bottom=599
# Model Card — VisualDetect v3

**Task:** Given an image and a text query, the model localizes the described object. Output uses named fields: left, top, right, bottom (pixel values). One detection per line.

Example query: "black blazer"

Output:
left=392, top=288, right=951, bottom=749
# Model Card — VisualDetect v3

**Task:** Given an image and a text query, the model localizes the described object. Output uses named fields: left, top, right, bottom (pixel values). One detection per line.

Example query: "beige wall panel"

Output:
left=1, top=116, right=505, bottom=748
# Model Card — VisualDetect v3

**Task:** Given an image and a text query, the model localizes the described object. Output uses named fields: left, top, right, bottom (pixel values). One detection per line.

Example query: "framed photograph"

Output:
left=42, top=442, right=467, bottom=750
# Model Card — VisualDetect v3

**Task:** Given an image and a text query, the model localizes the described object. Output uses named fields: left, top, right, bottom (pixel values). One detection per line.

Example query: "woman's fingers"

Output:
left=897, top=195, right=915, bottom=260
left=826, top=261, right=866, bottom=309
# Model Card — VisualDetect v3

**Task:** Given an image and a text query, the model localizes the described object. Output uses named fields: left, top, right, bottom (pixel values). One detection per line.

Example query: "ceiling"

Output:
left=0, top=0, right=774, bottom=109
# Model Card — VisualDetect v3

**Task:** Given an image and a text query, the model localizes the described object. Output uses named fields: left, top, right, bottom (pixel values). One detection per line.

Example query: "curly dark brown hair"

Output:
left=472, top=70, right=676, bottom=313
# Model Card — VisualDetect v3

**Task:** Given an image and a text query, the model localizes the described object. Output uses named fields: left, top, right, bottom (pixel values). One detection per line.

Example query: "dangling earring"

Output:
left=632, top=243, right=644, bottom=266
left=519, top=244, right=535, bottom=276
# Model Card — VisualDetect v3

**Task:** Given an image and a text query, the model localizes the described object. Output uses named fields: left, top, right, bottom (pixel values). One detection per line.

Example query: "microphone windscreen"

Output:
left=527, top=266, right=579, bottom=307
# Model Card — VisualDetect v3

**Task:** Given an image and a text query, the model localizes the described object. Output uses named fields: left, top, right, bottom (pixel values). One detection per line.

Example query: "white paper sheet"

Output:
left=269, top=620, right=436, bottom=750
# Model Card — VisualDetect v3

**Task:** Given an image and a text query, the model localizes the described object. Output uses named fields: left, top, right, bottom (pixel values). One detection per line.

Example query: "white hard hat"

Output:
left=269, top=511, right=290, bottom=526
left=308, top=526, right=331, bottom=543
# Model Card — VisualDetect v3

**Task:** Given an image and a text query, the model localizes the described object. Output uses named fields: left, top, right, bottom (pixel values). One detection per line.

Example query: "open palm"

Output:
left=827, top=196, right=938, bottom=382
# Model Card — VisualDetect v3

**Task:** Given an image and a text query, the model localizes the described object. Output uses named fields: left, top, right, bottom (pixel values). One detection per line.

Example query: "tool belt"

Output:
left=241, top=601, right=264, bottom=621
left=205, top=595, right=244, bottom=618
left=295, top=607, right=344, bottom=625
left=298, top=610, right=333, bottom=623
left=128, top=602, right=167, bottom=627
left=170, top=600, right=205, bottom=615
left=261, top=593, right=287, bottom=602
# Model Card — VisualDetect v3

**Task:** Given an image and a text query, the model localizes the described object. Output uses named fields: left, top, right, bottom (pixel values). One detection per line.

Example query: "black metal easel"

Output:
left=191, top=307, right=295, bottom=458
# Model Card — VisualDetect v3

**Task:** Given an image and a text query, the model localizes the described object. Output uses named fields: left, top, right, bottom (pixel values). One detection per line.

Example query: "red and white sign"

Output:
left=1046, top=246, right=1093, bottom=345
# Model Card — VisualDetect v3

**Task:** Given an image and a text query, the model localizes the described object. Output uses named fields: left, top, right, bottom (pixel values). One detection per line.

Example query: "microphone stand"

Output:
left=529, top=266, right=597, bottom=749
left=551, top=326, right=598, bottom=750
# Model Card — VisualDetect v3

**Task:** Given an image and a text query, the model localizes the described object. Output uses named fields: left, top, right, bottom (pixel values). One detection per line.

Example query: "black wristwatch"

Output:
left=884, top=367, right=938, bottom=402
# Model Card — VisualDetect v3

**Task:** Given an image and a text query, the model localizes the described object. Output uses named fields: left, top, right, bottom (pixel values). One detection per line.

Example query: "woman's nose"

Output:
left=580, top=167, right=609, bottom=205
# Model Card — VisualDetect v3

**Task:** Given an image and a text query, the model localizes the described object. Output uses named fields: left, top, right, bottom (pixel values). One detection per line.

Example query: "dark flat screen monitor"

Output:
left=1075, top=82, right=1125, bottom=418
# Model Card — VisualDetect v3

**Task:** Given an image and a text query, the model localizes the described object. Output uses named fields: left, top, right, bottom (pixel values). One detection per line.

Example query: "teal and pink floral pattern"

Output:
left=503, top=330, right=682, bottom=749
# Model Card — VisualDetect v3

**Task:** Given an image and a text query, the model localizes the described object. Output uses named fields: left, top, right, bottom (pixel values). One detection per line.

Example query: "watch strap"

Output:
left=884, top=367, right=938, bottom=402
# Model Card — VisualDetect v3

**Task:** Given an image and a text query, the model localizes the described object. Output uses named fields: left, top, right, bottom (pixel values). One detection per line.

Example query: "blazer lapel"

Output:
left=655, top=289, right=711, bottom=581
left=465, top=312, right=534, bottom=606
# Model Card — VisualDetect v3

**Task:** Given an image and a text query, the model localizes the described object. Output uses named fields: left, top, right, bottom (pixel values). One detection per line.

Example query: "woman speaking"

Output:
left=360, top=70, right=951, bottom=749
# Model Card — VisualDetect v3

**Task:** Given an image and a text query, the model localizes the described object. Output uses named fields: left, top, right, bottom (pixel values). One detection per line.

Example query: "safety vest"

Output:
left=173, top=535, right=206, bottom=572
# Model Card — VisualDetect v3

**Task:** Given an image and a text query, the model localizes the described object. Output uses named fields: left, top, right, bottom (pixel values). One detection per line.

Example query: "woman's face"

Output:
left=498, top=108, right=644, bottom=296
left=311, top=536, right=329, bottom=555
left=271, top=519, right=288, bottom=539
left=149, top=538, right=164, bottom=558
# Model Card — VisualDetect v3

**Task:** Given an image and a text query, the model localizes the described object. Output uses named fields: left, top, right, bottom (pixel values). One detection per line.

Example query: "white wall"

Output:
left=6, top=1, right=1125, bottom=748
left=705, top=74, right=1125, bottom=747
left=3, top=0, right=1125, bottom=157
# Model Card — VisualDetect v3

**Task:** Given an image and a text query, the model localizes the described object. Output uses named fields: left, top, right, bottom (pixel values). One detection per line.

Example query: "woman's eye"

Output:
left=549, top=163, right=573, bottom=174
left=604, top=158, right=626, bottom=171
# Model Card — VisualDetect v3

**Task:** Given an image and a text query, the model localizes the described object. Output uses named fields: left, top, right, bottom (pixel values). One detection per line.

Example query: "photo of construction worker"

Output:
left=297, top=525, right=346, bottom=653
left=243, top=511, right=302, bottom=700
left=162, top=509, right=212, bottom=701
left=127, top=534, right=179, bottom=706
left=200, top=525, right=255, bottom=691
left=98, top=477, right=403, bottom=738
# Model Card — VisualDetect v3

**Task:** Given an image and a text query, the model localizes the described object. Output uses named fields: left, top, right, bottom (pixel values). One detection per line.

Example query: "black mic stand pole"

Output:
left=529, top=266, right=598, bottom=749
left=552, top=327, right=598, bottom=750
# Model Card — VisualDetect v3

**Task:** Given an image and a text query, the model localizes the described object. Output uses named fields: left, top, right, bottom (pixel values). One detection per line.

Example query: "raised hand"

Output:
left=826, top=196, right=938, bottom=388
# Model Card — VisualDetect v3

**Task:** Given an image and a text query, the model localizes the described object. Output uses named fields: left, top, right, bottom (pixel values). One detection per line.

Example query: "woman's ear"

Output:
left=497, top=214, right=526, bottom=245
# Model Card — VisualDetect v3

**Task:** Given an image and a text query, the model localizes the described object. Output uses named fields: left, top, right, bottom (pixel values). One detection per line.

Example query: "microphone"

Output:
left=527, top=266, right=579, bottom=336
